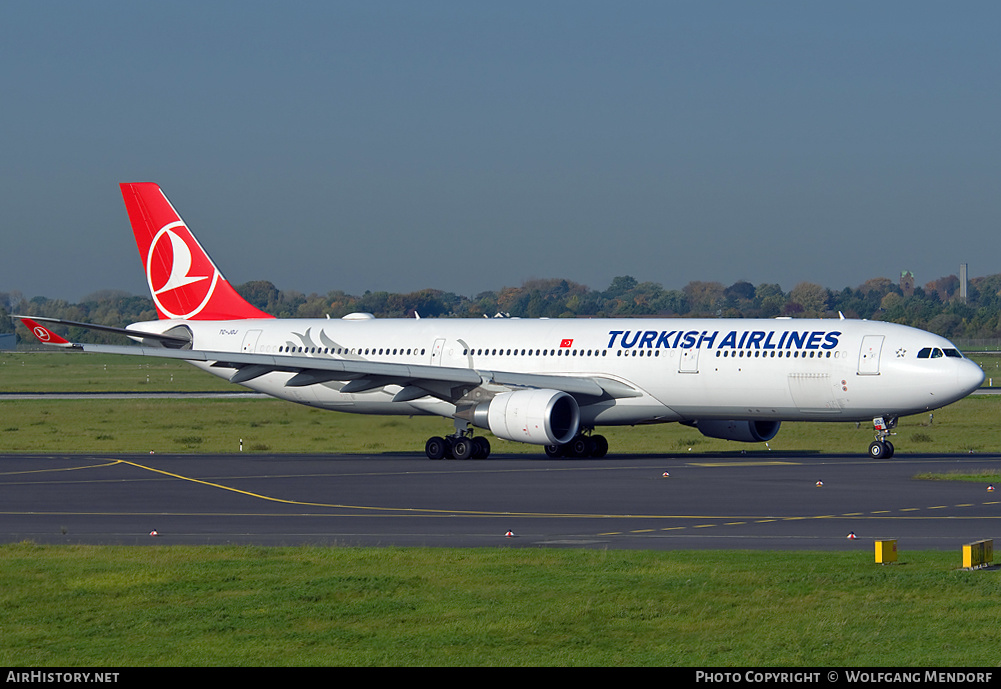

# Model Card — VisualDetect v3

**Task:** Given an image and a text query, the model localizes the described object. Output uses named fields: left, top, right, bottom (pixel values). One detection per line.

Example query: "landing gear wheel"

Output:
left=451, top=437, right=473, bottom=460
left=472, top=436, right=491, bottom=459
left=569, top=436, right=590, bottom=457
left=883, top=440, right=894, bottom=458
left=868, top=440, right=888, bottom=459
left=425, top=436, right=446, bottom=460
left=544, top=444, right=563, bottom=458
left=590, top=434, right=608, bottom=458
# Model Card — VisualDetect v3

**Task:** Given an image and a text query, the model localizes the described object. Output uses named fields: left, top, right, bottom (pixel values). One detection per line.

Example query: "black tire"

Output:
left=544, top=444, right=563, bottom=458
left=868, top=441, right=886, bottom=459
left=590, top=434, right=609, bottom=458
left=570, top=436, right=589, bottom=457
left=473, top=436, right=491, bottom=459
left=425, top=436, right=446, bottom=460
left=884, top=440, right=894, bottom=458
left=451, top=438, right=473, bottom=460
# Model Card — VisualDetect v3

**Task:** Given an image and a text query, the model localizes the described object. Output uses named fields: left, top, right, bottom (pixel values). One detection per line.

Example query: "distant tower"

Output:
left=900, top=270, right=914, bottom=297
left=960, top=263, right=968, bottom=302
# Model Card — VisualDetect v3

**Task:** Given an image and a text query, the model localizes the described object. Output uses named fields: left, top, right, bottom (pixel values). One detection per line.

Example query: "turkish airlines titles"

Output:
left=605, top=329, right=842, bottom=352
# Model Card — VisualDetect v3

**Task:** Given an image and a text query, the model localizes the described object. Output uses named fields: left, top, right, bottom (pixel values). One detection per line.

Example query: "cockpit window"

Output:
left=917, top=347, right=962, bottom=359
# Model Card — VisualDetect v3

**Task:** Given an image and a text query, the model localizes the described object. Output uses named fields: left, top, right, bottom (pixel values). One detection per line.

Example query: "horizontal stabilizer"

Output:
left=18, top=318, right=74, bottom=347
left=13, top=315, right=191, bottom=346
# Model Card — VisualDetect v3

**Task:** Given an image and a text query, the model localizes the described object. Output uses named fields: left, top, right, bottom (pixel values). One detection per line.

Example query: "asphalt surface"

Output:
left=1, top=451, right=998, bottom=551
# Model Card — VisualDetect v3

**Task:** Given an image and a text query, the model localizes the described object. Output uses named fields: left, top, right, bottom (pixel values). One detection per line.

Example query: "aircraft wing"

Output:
left=17, top=318, right=637, bottom=402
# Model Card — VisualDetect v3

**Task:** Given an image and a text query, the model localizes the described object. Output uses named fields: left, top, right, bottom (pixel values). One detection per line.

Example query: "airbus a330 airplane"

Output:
left=19, top=183, right=985, bottom=459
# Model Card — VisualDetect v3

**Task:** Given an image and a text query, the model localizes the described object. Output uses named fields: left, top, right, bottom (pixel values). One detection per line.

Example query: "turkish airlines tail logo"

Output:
left=120, top=183, right=273, bottom=321
left=19, top=318, right=71, bottom=346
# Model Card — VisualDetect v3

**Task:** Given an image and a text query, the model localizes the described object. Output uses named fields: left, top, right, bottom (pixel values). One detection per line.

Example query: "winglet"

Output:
left=18, top=318, right=75, bottom=347
left=120, top=183, right=274, bottom=321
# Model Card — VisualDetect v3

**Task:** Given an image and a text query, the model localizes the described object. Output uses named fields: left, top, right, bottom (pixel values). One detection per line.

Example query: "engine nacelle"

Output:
left=471, top=389, right=580, bottom=446
left=689, top=419, right=781, bottom=443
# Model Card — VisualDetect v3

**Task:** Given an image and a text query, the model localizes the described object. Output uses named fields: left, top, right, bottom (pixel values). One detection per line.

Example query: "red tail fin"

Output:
left=120, top=183, right=273, bottom=320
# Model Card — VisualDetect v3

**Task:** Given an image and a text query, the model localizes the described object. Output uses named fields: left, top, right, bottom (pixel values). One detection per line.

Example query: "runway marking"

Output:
left=596, top=501, right=1001, bottom=536
left=0, top=460, right=120, bottom=476
left=689, top=461, right=799, bottom=467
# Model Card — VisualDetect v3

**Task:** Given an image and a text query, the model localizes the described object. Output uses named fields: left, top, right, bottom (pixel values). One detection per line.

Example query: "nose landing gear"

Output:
left=868, top=416, right=896, bottom=458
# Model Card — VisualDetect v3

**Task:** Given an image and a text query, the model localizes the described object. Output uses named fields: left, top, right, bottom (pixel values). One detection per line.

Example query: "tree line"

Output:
left=2, top=271, right=1000, bottom=344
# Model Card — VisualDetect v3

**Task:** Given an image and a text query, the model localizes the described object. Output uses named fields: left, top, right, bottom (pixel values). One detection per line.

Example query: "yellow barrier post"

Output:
left=875, top=539, right=897, bottom=564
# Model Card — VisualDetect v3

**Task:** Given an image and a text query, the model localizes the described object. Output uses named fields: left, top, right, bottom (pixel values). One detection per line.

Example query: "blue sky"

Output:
left=2, top=2, right=999, bottom=302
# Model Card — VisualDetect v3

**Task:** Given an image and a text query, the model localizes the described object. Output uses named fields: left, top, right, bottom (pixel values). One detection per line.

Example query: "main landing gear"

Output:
left=425, top=428, right=491, bottom=460
left=544, top=432, right=608, bottom=459
left=868, top=416, right=896, bottom=459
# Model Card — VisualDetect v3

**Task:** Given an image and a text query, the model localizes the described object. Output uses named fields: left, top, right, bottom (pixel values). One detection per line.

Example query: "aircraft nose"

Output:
left=959, top=358, right=986, bottom=394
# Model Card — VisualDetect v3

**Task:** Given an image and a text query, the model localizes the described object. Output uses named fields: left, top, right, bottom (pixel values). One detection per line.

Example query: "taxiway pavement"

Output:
left=2, top=451, right=999, bottom=551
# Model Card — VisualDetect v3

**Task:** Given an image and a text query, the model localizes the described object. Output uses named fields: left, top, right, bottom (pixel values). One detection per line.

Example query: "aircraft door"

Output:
left=679, top=346, right=700, bottom=373
left=430, top=338, right=445, bottom=365
left=241, top=329, right=262, bottom=353
left=858, top=335, right=884, bottom=375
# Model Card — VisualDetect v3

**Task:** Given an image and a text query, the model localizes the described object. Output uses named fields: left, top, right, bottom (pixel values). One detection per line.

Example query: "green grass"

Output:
left=1, top=543, right=998, bottom=667
left=971, top=353, right=1001, bottom=387
left=1, top=394, right=998, bottom=455
left=0, top=352, right=232, bottom=392
left=914, top=470, right=1001, bottom=483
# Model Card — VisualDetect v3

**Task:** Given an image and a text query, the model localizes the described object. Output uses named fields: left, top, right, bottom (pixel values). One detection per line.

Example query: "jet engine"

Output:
left=687, top=419, right=780, bottom=443
left=471, top=389, right=580, bottom=445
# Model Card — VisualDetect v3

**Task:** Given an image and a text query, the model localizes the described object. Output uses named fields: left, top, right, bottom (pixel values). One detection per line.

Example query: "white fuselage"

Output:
left=132, top=316, right=985, bottom=427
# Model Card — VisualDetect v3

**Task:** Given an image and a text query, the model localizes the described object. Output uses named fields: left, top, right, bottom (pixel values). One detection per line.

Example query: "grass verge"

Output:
left=914, top=470, right=1001, bottom=483
left=0, top=395, right=998, bottom=455
left=1, top=543, right=998, bottom=667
